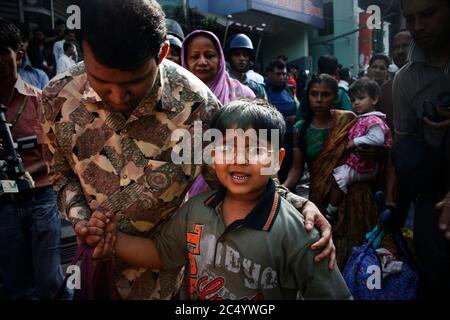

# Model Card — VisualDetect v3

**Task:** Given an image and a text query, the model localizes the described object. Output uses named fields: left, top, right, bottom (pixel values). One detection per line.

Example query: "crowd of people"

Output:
left=0, top=0, right=449, bottom=300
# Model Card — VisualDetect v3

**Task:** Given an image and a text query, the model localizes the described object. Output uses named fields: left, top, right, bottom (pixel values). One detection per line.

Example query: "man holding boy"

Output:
left=40, top=0, right=335, bottom=299
left=93, top=100, right=352, bottom=300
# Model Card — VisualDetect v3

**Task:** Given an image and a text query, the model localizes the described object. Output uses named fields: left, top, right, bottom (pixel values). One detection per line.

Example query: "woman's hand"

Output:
left=354, top=145, right=387, bottom=161
left=347, top=140, right=356, bottom=150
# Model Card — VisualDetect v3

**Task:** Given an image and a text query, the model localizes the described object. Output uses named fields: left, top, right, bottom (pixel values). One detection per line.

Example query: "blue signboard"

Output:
left=250, top=0, right=324, bottom=28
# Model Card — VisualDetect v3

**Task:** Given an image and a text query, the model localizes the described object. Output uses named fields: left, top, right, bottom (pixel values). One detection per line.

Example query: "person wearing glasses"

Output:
left=91, top=99, right=351, bottom=300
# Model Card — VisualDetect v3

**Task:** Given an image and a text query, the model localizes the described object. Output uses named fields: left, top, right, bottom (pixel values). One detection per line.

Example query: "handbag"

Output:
left=53, top=243, right=121, bottom=300
left=342, top=222, right=419, bottom=300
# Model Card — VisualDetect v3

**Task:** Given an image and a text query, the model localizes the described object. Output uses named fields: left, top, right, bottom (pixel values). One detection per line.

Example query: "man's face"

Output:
left=34, top=31, right=44, bottom=43
left=367, top=59, right=388, bottom=85
left=268, top=67, right=287, bottom=87
left=392, top=32, right=412, bottom=68
left=55, top=24, right=66, bottom=38
left=66, top=45, right=75, bottom=57
left=230, top=49, right=250, bottom=73
left=65, top=32, right=76, bottom=43
left=403, top=0, right=450, bottom=50
left=0, top=47, right=23, bottom=104
left=166, top=46, right=181, bottom=65
left=83, top=41, right=160, bottom=115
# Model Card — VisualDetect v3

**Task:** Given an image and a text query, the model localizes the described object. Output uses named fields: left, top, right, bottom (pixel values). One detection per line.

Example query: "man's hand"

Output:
left=74, top=210, right=113, bottom=247
left=436, top=192, right=450, bottom=240
left=302, top=201, right=336, bottom=270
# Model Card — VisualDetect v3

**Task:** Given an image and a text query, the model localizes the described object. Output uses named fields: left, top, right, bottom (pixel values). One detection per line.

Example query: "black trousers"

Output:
left=414, top=191, right=450, bottom=299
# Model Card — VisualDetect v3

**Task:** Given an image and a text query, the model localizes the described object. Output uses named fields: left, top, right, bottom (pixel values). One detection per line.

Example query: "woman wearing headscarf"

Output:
left=181, top=30, right=255, bottom=105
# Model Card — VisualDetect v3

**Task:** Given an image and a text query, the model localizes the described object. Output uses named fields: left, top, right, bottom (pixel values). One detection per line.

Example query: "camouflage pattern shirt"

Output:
left=39, top=59, right=221, bottom=299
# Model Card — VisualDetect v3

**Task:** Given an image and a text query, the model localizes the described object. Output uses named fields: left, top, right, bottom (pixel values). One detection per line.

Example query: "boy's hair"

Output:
left=266, top=60, right=286, bottom=73
left=369, top=53, right=390, bottom=68
left=348, top=77, right=381, bottom=101
left=317, top=55, right=338, bottom=76
left=80, top=0, right=166, bottom=71
left=211, top=98, right=286, bottom=147
left=339, top=68, right=351, bottom=81
left=0, top=18, right=22, bottom=51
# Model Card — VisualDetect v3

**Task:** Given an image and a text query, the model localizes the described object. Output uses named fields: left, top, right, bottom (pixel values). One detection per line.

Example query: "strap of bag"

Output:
left=10, top=96, right=29, bottom=129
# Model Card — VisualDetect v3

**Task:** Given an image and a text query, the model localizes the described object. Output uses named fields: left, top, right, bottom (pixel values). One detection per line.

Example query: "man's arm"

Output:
left=39, top=91, right=94, bottom=245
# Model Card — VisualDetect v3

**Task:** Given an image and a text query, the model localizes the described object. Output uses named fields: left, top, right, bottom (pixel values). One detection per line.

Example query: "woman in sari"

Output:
left=283, top=74, right=378, bottom=268
left=181, top=30, right=255, bottom=198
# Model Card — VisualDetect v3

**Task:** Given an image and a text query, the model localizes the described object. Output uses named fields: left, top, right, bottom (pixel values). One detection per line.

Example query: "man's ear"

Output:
left=16, top=50, right=24, bottom=67
left=158, top=41, right=170, bottom=64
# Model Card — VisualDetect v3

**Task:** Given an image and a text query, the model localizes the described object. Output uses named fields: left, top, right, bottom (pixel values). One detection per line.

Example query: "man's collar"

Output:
left=204, top=178, right=281, bottom=232
left=408, top=40, right=450, bottom=74
left=14, top=75, right=40, bottom=97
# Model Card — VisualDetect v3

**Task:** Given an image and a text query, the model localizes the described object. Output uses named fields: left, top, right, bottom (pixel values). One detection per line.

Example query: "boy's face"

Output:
left=350, top=92, right=378, bottom=115
left=212, top=130, right=285, bottom=198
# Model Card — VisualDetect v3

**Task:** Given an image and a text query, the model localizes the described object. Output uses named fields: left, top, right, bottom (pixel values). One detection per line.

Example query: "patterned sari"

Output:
left=307, top=110, right=379, bottom=268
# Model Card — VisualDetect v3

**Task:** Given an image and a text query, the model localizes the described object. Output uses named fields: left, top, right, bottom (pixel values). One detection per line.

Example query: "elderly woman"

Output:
left=181, top=30, right=255, bottom=104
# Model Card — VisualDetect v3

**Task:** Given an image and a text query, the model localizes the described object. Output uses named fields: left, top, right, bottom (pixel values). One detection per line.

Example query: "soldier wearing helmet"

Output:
left=226, top=33, right=267, bottom=99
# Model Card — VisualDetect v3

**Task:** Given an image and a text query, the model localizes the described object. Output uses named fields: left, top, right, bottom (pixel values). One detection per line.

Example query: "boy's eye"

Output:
left=248, top=147, right=268, bottom=158
left=215, top=145, right=233, bottom=153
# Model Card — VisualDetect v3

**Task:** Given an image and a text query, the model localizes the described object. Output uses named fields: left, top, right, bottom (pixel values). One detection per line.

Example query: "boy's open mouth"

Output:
left=230, top=172, right=250, bottom=184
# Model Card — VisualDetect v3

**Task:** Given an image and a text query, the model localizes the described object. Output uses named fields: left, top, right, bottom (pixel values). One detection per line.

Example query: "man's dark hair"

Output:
left=33, top=28, right=43, bottom=35
left=266, top=60, right=286, bottom=73
left=80, top=0, right=166, bottom=70
left=317, top=55, right=338, bottom=76
left=64, top=28, right=76, bottom=36
left=55, top=19, right=66, bottom=27
left=348, top=77, right=381, bottom=101
left=276, top=54, right=288, bottom=62
left=339, top=67, right=351, bottom=81
left=15, top=22, right=30, bottom=43
left=369, top=54, right=390, bottom=68
left=63, top=42, right=74, bottom=53
left=211, top=98, right=286, bottom=147
left=0, top=18, right=22, bottom=51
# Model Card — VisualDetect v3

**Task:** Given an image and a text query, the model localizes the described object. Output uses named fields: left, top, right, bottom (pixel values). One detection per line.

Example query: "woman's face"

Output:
left=308, top=82, right=336, bottom=115
left=186, top=35, right=220, bottom=84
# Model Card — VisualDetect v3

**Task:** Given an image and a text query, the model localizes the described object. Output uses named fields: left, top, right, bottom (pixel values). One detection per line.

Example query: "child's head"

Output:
left=304, top=74, right=338, bottom=119
left=210, top=98, right=286, bottom=196
left=348, top=77, right=380, bottom=115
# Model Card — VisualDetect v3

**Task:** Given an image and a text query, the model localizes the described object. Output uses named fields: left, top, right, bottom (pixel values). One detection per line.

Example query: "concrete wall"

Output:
left=262, top=27, right=309, bottom=67
left=309, top=0, right=360, bottom=73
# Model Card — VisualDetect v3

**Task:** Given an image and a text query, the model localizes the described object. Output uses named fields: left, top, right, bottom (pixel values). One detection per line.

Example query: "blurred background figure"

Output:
left=226, top=33, right=267, bottom=99
left=165, top=19, right=184, bottom=65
